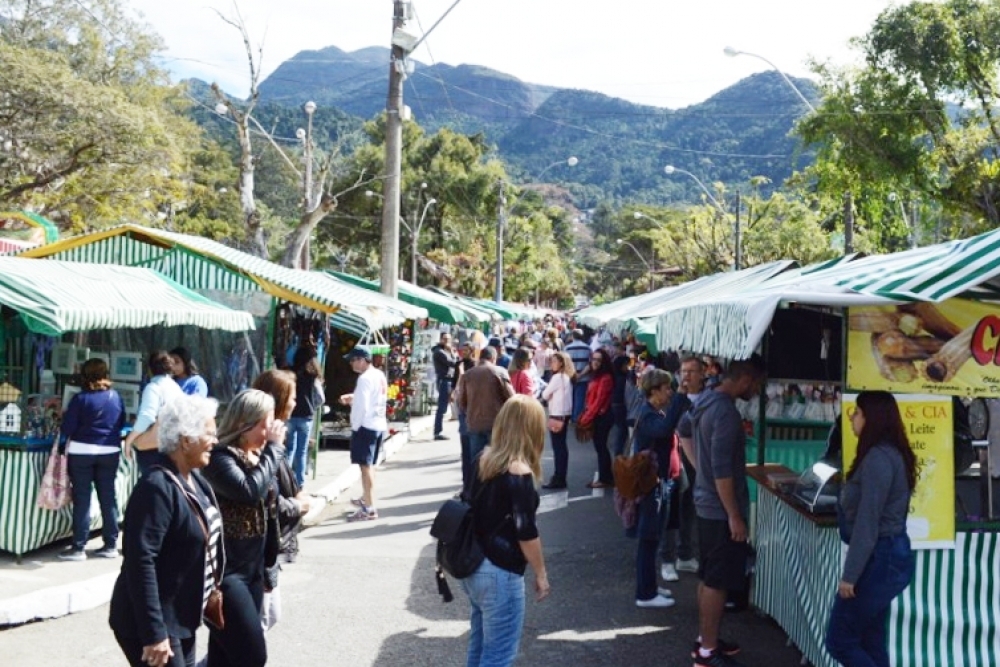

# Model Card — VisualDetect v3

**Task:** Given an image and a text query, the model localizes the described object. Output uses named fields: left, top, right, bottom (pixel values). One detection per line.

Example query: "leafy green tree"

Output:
left=799, top=0, right=1000, bottom=237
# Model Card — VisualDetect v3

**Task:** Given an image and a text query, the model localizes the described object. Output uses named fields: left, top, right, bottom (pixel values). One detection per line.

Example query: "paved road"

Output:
left=0, top=424, right=805, bottom=666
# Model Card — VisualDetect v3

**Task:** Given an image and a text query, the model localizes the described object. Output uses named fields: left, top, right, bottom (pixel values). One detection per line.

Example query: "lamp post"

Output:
left=616, top=237, right=655, bottom=291
left=495, top=156, right=578, bottom=303
left=407, top=198, right=437, bottom=285
left=664, top=164, right=742, bottom=270
left=723, top=46, right=817, bottom=113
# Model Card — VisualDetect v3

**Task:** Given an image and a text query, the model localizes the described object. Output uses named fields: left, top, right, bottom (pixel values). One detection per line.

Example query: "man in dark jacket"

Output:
left=455, top=347, right=514, bottom=484
left=680, top=356, right=764, bottom=667
left=431, top=331, right=457, bottom=440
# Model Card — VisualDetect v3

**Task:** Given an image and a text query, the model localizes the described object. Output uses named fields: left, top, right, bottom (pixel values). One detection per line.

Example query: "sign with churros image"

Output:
left=842, top=394, right=955, bottom=549
left=847, top=300, right=1000, bottom=396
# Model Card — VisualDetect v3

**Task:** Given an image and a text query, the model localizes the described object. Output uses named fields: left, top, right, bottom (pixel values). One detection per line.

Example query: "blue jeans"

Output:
left=461, top=557, right=526, bottom=667
left=285, top=417, right=313, bottom=486
left=571, top=380, right=589, bottom=422
left=549, top=418, right=569, bottom=483
left=434, top=378, right=452, bottom=436
left=825, top=534, right=915, bottom=667
left=635, top=479, right=673, bottom=600
left=467, top=430, right=492, bottom=487
left=68, top=453, right=119, bottom=550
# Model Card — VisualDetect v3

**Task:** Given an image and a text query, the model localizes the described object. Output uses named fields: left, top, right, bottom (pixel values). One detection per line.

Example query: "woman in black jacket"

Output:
left=203, top=389, right=285, bottom=667
left=109, top=395, right=222, bottom=667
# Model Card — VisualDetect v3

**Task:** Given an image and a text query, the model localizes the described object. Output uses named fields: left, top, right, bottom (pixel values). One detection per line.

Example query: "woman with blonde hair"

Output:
left=203, top=389, right=285, bottom=667
left=541, top=351, right=575, bottom=490
left=462, top=395, right=551, bottom=667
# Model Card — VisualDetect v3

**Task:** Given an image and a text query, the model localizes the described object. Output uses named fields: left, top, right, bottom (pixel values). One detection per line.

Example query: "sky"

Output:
left=128, top=0, right=898, bottom=109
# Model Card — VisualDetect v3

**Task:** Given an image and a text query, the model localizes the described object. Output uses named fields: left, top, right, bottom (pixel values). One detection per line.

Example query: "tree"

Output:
left=799, top=0, right=1000, bottom=236
left=0, top=0, right=211, bottom=230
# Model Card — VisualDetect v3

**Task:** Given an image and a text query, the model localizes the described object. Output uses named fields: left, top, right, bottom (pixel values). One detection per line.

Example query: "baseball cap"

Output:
left=343, top=346, right=372, bottom=362
left=488, top=337, right=503, bottom=348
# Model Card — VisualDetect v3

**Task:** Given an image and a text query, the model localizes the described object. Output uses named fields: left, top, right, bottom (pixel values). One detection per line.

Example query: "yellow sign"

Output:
left=847, top=300, right=1000, bottom=396
left=841, top=394, right=954, bottom=550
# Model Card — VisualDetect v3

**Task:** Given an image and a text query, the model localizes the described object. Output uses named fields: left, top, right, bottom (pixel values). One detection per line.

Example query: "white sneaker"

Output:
left=676, top=558, right=699, bottom=573
left=661, top=562, right=679, bottom=582
left=635, top=594, right=676, bottom=609
left=657, top=587, right=673, bottom=598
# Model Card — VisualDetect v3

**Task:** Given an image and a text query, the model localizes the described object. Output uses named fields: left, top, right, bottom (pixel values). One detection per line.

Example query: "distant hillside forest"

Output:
left=187, top=45, right=820, bottom=207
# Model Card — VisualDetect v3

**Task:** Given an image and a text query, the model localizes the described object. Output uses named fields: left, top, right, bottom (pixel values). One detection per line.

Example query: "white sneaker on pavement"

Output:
left=636, top=593, right=676, bottom=609
left=661, top=562, right=679, bottom=581
left=676, top=558, right=699, bottom=573
left=657, top=587, right=673, bottom=598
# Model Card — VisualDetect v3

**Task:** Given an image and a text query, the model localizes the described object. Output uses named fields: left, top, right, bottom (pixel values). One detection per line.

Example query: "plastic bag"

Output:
left=37, top=439, right=71, bottom=511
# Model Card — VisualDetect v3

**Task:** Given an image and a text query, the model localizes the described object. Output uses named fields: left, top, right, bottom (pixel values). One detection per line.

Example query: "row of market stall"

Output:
left=0, top=222, right=551, bottom=559
left=576, top=230, right=1000, bottom=667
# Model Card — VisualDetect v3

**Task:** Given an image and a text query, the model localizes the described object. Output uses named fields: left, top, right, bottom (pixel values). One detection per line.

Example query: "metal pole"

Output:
left=734, top=190, right=742, bottom=271
left=300, top=103, right=315, bottom=270
left=379, top=0, right=406, bottom=298
left=495, top=180, right=506, bottom=302
left=844, top=192, right=854, bottom=254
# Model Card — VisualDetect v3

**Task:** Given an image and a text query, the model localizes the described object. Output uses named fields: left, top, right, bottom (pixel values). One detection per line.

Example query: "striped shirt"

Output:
left=190, top=483, right=222, bottom=612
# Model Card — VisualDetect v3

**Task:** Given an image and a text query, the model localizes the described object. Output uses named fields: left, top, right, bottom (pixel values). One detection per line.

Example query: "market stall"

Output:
left=0, top=257, right=254, bottom=557
left=18, top=225, right=427, bottom=471
left=654, top=234, right=1000, bottom=667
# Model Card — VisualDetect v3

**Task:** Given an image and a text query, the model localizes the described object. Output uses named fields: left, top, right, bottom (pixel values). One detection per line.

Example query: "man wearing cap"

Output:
left=489, top=337, right=511, bottom=369
left=339, top=347, right=388, bottom=522
left=431, top=331, right=457, bottom=441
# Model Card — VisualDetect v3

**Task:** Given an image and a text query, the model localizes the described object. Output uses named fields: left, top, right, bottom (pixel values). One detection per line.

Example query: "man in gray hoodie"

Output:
left=679, top=355, right=764, bottom=667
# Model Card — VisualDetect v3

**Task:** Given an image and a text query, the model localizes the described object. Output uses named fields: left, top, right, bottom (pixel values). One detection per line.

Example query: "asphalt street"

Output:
left=0, top=422, right=805, bottom=666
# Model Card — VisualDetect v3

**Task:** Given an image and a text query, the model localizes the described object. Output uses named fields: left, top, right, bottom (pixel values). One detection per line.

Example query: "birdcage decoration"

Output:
left=357, top=329, right=390, bottom=357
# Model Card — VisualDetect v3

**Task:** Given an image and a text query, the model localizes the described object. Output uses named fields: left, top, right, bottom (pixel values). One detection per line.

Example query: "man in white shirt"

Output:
left=339, top=347, right=388, bottom=522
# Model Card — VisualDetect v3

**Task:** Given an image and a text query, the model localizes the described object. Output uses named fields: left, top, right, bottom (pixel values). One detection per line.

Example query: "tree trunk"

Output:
left=235, top=120, right=267, bottom=258
left=281, top=196, right=337, bottom=269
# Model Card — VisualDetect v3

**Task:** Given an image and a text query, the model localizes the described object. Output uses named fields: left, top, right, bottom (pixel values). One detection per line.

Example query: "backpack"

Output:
left=431, top=497, right=484, bottom=582
left=613, top=449, right=659, bottom=501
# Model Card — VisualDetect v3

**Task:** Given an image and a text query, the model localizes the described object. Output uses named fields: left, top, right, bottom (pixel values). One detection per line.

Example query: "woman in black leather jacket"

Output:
left=202, top=389, right=285, bottom=667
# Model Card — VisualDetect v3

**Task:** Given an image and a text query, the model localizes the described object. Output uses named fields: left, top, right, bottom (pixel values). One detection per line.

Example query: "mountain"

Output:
left=196, top=46, right=820, bottom=206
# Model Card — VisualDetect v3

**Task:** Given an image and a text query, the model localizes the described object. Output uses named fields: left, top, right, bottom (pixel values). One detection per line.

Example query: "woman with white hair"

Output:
left=203, top=389, right=286, bottom=667
left=109, top=395, right=222, bottom=667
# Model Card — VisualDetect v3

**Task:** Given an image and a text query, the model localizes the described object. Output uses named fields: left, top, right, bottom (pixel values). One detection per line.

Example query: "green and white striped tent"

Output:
left=657, top=228, right=1000, bottom=359
left=0, top=257, right=254, bottom=334
left=19, top=224, right=426, bottom=336
left=329, top=272, right=493, bottom=326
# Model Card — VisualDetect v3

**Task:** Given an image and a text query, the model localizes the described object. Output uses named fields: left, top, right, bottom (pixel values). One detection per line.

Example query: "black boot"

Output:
left=542, top=477, right=567, bottom=490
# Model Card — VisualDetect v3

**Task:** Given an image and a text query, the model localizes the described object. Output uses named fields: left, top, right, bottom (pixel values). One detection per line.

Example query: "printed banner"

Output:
left=847, top=300, right=1000, bottom=396
left=841, top=394, right=955, bottom=549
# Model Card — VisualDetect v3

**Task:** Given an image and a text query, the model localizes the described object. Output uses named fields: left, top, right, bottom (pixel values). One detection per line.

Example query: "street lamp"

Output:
left=403, top=198, right=437, bottom=286
left=295, top=100, right=318, bottom=269
left=495, top=156, right=579, bottom=302
left=616, top=238, right=652, bottom=271
left=723, top=46, right=817, bottom=113
left=664, top=164, right=742, bottom=270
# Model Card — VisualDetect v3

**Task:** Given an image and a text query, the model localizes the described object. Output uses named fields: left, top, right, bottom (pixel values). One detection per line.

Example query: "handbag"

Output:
left=547, top=416, right=565, bottom=433
left=37, top=436, right=71, bottom=511
left=155, top=467, right=225, bottom=630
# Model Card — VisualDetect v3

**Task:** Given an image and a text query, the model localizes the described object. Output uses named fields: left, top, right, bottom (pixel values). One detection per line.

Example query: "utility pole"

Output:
left=495, top=180, right=506, bottom=302
left=733, top=190, right=742, bottom=271
left=844, top=191, right=854, bottom=254
left=298, top=100, right=316, bottom=270
left=379, top=0, right=407, bottom=298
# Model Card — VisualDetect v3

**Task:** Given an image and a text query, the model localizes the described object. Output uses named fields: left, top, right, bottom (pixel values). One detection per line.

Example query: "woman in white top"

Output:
left=124, top=350, right=184, bottom=475
left=541, top=351, right=575, bottom=489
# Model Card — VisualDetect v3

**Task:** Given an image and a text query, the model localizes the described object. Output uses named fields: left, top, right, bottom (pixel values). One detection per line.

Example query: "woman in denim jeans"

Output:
left=286, top=347, right=324, bottom=486
left=825, top=391, right=917, bottom=667
left=463, top=395, right=551, bottom=667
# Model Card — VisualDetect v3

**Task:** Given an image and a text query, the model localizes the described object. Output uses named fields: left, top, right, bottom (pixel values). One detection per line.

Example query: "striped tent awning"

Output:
left=652, top=246, right=1000, bottom=358
left=0, top=257, right=255, bottom=334
left=18, top=224, right=426, bottom=336
left=329, top=273, right=491, bottom=326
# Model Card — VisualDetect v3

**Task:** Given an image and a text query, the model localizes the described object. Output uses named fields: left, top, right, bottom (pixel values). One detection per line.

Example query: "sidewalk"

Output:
left=0, top=414, right=435, bottom=627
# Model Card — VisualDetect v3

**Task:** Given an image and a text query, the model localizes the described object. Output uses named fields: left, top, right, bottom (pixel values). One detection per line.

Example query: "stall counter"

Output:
left=0, top=445, right=138, bottom=559
left=749, top=466, right=1000, bottom=667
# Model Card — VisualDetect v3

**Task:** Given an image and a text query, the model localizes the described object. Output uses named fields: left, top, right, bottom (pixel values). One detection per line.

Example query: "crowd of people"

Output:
left=54, top=318, right=917, bottom=667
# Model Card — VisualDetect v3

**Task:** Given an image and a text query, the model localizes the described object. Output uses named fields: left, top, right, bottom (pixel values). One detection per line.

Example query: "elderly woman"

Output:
left=631, top=369, right=680, bottom=609
left=109, top=395, right=222, bottom=667
left=59, top=358, right=126, bottom=561
left=203, top=389, right=285, bottom=667
left=125, top=350, right=184, bottom=474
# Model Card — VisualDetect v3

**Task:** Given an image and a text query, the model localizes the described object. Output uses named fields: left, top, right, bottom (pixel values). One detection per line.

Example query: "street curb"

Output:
left=0, top=421, right=432, bottom=627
